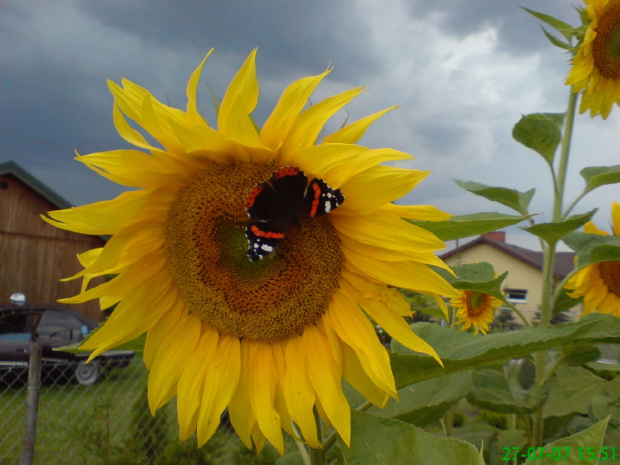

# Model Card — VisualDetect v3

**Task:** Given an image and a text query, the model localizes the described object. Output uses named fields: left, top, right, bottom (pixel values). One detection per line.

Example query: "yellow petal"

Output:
left=341, top=342, right=389, bottom=408
left=323, top=106, right=397, bottom=144
left=81, top=276, right=175, bottom=359
left=76, top=149, right=194, bottom=189
left=325, top=292, right=396, bottom=396
left=44, top=190, right=150, bottom=236
left=177, top=327, right=218, bottom=441
left=143, top=298, right=185, bottom=369
left=280, top=86, right=365, bottom=158
left=261, top=67, right=332, bottom=150
left=303, top=326, right=351, bottom=446
left=228, top=341, right=257, bottom=450
left=382, top=203, right=453, bottom=221
left=612, top=201, right=620, bottom=236
left=248, top=342, right=284, bottom=455
left=341, top=244, right=458, bottom=298
left=334, top=165, right=428, bottom=215
left=113, top=103, right=155, bottom=151
left=148, top=314, right=201, bottom=414
left=197, top=334, right=241, bottom=446
left=186, top=49, right=214, bottom=126
left=218, top=49, right=262, bottom=148
left=331, top=209, right=445, bottom=254
left=344, top=283, right=442, bottom=365
left=282, top=337, right=320, bottom=448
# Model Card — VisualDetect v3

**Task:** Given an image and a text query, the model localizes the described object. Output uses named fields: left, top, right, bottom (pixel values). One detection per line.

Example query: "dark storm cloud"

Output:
left=76, top=0, right=381, bottom=82
left=407, top=0, right=577, bottom=56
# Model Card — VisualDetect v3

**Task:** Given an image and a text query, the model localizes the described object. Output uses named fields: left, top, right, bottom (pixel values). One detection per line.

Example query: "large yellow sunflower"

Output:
left=450, top=290, right=502, bottom=335
left=565, top=201, right=620, bottom=317
left=566, top=0, right=620, bottom=118
left=44, top=49, right=457, bottom=453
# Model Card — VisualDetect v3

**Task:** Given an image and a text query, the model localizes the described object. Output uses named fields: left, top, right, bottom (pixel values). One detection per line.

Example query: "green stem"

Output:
left=532, top=88, right=578, bottom=447
left=501, top=300, right=531, bottom=328
left=309, top=409, right=327, bottom=465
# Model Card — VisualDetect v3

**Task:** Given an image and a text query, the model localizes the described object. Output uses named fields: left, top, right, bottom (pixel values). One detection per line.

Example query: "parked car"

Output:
left=0, top=305, right=133, bottom=385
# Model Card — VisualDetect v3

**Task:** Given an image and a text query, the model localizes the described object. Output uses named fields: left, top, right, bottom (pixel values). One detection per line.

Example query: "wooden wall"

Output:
left=0, top=173, right=106, bottom=321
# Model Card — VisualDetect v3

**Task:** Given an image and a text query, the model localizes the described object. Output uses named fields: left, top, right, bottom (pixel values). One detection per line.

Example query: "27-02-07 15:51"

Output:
left=502, top=446, right=617, bottom=461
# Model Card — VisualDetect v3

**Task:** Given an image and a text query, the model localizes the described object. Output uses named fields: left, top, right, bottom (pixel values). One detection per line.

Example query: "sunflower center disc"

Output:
left=593, top=3, right=620, bottom=79
left=598, top=260, right=620, bottom=297
left=164, top=162, right=343, bottom=342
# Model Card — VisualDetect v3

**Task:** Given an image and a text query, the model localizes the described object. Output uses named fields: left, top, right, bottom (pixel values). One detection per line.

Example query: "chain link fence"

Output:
left=0, top=355, right=290, bottom=465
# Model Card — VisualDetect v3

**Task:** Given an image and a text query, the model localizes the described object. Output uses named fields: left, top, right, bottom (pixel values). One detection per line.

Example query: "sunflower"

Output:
left=565, top=202, right=620, bottom=317
left=566, top=0, right=620, bottom=118
left=44, top=49, right=457, bottom=453
left=450, top=290, right=502, bottom=335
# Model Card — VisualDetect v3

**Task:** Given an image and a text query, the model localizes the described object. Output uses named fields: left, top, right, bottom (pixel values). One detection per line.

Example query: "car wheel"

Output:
left=74, top=360, right=100, bottom=385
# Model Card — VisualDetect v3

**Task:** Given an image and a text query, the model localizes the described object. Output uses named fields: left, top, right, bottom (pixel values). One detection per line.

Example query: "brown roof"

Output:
left=440, top=236, right=575, bottom=279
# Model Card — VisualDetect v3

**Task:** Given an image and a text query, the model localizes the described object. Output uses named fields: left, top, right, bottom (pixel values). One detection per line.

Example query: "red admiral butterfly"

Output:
left=245, top=166, right=344, bottom=261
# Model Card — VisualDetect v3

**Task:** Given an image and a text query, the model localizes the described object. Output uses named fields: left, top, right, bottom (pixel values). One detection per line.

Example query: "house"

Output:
left=440, top=231, right=578, bottom=323
left=0, top=161, right=106, bottom=321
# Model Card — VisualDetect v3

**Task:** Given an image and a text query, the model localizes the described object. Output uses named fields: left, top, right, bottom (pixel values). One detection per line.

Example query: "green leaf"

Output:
left=409, top=213, right=531, bottom=241
left=541, top=27, right=572, bottom=50
left=454, top=180, right=535, bottom=215
left=552, top=288, right=582, bottom=317
left=522, top=8, right=576, bottom=41
left=390, top=314, right=620, bottom=389
left=435, top=262, right=508, bottom=302
left=524, top=416, right=609, bottom=465
left=275, top=452, right=304, bottom=465
left=512, top=113, right=564, bottom=165
left=562, top=344, right=601, bottom=366
left=523, top=210, right=597, bottom=245
left=339, top=411, right=483, bottom=465
left=580, top=165, right=620, bottom=194
left=468, top=369, right=540, bottom=414
left=543, top=366, right=620, bottom=418
left=563, top=232, right=620, bottom=269
left=367, top=371, right=473, bottom=427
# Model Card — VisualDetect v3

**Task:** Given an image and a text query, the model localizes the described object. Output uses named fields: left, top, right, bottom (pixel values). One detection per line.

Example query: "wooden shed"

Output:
left=0, top=161, right=106, bottom=321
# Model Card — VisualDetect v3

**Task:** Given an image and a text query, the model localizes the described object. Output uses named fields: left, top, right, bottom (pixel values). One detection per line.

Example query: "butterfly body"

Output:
left=244, top=167, right=344, bottom=261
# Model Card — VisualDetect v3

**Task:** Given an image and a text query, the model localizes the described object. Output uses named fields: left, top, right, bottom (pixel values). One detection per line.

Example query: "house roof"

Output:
left=440, top=236, right=575, bottom=279
left=0, top=161, right=72, bottom=210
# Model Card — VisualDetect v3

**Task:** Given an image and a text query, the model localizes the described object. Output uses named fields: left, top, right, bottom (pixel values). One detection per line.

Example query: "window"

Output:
left=0, top=311, right=38, bottom=341
left=505, top=288, right=527, bottom=303
left=38, top=310, right=83, bottom=343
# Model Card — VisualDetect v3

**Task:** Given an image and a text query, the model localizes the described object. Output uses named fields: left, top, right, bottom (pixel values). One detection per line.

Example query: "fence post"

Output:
left=19, top=341, right=42, bottom=465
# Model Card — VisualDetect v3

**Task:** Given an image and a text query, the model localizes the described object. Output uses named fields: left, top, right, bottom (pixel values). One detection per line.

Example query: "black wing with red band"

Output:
left=245, top=167, right=344, bottom=261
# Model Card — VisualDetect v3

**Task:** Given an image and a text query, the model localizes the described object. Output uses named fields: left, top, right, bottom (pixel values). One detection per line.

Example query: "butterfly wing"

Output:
left=306, top=178, right=345, bottom=217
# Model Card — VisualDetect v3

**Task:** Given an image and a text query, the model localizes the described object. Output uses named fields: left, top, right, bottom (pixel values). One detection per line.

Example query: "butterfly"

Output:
left=244, top=166, right=344, bottom=261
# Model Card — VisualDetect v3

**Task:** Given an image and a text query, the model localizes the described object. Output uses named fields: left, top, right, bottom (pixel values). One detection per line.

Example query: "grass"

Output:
left=0, top=356, right=290, bottom=465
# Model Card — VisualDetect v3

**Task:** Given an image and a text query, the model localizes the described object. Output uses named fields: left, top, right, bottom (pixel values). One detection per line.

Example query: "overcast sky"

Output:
left=2, top=0, right=618, bottom=251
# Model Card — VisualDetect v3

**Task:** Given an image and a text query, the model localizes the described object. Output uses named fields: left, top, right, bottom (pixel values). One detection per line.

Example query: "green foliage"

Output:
left=454, top=180, right=535, bottom=215
left=512, top=113, right=564, bottom=166
left=580, top=165, right=620, bottom=194
left=523, top=210, right=597, bottom=245
left=390, top=314, right=620, bottom=388
left=524, top=417, right=609, bottom=464
left=339, top=411, right=483, bottom=465
left=468, top=369, right=540, bottom=414
left=131, top=385, right=168, bottom=464
left=563, top=232, right=620, bottom=269
left=435, top=262, right=507, bottom=302
left=409, top=212, right=531, bottom=241
left=367, top=372, right=473, bottom=427
left=544, top=367, right=620, bottom=418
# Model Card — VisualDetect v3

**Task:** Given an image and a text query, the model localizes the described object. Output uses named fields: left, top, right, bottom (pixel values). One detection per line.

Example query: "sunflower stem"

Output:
left=309, top=409, right=327, bottom=465
left=532, top=87, right=578, bottom=447
left=501, top=299, right=531, bottom=328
